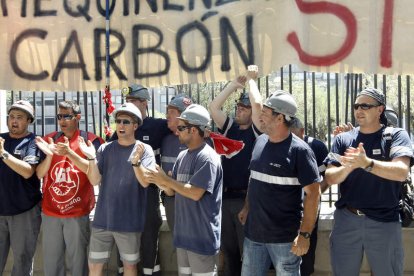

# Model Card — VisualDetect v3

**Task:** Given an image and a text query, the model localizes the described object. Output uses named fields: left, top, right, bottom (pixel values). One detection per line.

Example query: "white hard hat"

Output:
left=113, top=103, right=143, bottom=126
left=263, top=90, right=297, bottom=121
left=177, top=104, right=211, bottom=130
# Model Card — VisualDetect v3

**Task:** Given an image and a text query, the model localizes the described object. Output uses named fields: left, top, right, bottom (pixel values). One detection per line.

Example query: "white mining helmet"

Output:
left=113, top=102, right=143, bottom=126
left=263, top=90, right=297, bottom=121
left=177, top=104, right=211, bottom=131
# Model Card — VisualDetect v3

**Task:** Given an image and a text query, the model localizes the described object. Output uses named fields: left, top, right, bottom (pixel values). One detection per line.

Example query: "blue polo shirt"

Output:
left=325, top=127, right=414, bottom=222
left=245, top=133, right=320, bottom=243
left=219, top=117, right=260, bottom=198
left=172, top=143, right=223, bottom=255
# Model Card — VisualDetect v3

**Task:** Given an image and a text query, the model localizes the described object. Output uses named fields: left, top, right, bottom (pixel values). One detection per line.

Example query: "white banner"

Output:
left=0, top=0, right=409, bottom=91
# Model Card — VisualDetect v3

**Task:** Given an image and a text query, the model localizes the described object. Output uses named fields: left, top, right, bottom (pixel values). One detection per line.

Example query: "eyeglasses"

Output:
left=353, top=103, right=381, bottom=110
left=115, top=119, right=133, bottom=125
left=177, top=125, right=193, bottom=132
left=56, top=114, right=75, bottom=121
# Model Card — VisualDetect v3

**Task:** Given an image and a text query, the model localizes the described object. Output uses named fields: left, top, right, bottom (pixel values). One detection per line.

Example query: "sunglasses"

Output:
left=115, top=119, right=133, bottom=125
left=353, top=103, right=381, bottom=110
left=56, top=114, right=75, bottom=121
left=177, top=125, right=193, bottom=132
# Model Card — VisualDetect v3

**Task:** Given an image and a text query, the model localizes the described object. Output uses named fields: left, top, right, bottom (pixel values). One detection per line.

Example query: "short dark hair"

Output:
left=59, top=101, right=81, bottom=115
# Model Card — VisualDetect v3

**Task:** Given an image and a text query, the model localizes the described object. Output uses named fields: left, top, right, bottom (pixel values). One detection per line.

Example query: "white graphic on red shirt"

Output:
left=49, top=160, right=80, bottom=204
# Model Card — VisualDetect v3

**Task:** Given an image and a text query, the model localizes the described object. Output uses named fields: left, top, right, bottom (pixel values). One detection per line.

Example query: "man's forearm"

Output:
left=66, top=150, right=89, bottom=173
left=366, top=157, right=410, bottom=182
left=36, top=155, right=52, bottom=179
left=325, top=165, right=353, bottom=185
left=301, top=191, right=320, bottom=233
left=162, top=177, right=205, bottom=201
left=86, top=160, right=101, bottom=186
left=211, top=81, right=240, bottom=109
left=2, top=155, right=35, bottom=179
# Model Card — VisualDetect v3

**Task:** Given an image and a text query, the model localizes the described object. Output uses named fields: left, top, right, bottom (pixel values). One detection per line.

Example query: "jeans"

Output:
left=241, top=237, right=301, bottom=276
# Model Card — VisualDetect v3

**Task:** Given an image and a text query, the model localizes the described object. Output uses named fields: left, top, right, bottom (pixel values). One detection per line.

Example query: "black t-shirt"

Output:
left=0, top=133, right=42, bottom=215
left=326, top=127, right=414, bottom=222
left=219, top=117, right=260, bottom=197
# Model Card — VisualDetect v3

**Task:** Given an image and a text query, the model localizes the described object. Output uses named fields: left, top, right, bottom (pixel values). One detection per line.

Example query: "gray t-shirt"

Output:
left=93, top=140, right=155, bottom=232
left=172, top=143, right=223, bottom=255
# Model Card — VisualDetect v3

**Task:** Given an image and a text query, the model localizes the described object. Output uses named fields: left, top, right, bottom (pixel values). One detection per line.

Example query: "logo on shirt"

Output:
left=143, top=136, right=149, bottom=141
left=269, top=163, right=281, bottom=168
left=372, top=149, right=382, bottom=155
left=49, top=160, right=80, bottom=204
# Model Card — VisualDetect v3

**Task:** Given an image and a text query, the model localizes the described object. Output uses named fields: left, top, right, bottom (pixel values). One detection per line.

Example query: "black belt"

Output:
left=346, top=206, right=365, bottom=216
left=224, top=188, right=247, bottom=194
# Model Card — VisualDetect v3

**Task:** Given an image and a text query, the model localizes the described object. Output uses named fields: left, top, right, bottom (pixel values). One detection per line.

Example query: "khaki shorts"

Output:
left=88, top=227, right=141, bottom=265
left=176, top=248, right=219, bottom=275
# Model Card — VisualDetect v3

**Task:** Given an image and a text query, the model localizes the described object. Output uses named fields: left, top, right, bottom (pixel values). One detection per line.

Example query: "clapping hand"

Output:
left=131, top=143, right=145, bottom=165
left=341, top=143, right=369, bottom=169
left=146, top=165, right=169, bottom=189
left=78, top=137, right=96, bottom=159
left=333, top=122, right=354, bottom=137
left=56, top=136, right=72, bottom=156
left=35, top=137, right=57, bottom=156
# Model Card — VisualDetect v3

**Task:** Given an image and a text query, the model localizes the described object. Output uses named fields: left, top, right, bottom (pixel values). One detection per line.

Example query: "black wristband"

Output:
left=132, top=160, right=142, bottom=167
left=86, top=157, right=96, bottom=161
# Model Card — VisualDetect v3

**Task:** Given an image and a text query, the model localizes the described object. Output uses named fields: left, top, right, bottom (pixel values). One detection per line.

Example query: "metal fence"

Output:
left=6, top=65, right=414, bottom=207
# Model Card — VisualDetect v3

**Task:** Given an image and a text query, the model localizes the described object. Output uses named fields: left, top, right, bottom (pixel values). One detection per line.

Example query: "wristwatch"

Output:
left=299, top=231, right=311, bottom=239
left=0, top=151, right=9, bottom=160
left=132, top=160, right=142, bottom=167
left=364, top=160, right=374, bottom=172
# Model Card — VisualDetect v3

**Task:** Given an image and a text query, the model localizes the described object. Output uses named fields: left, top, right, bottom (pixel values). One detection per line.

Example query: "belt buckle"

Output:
left=356, top=209, right=365, bottom=216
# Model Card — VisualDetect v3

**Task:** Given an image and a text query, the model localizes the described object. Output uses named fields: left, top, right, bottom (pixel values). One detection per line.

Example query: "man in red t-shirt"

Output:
left=36, top=100, right=104, bottom=276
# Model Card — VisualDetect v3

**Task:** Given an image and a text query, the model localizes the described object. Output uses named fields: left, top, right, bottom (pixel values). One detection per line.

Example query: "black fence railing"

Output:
left=6, top=65, right=414, bottom=208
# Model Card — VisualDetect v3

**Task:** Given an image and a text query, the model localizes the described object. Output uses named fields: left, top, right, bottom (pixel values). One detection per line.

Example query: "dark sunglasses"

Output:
left=56, top=114, right=75, bottom=121
left=115, top=119, right=133, bottom=125
left=177, top=125, right=193, bottom=132
left=353, top=103, right=381, bottom=110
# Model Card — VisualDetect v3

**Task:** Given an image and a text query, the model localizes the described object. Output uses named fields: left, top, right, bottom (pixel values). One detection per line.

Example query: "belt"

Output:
left=346, top=206, right=365, bottom=216
left=224, top=188, right=247, bottom=194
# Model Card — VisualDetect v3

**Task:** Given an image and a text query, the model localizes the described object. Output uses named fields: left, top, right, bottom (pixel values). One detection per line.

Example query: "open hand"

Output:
left=35, top=136, right=56, bottom=156
left=78, top=137, right=96, bottom=159
left=131, top=143, right=145, bottom=165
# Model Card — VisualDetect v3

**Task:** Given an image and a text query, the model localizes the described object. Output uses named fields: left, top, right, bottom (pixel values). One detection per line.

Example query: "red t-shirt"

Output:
left=41, top=130, right=103, bottom=218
